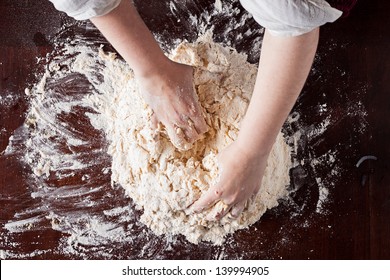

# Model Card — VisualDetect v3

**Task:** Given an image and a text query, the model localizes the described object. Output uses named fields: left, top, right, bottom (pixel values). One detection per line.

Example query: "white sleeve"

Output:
left=239, top=0, right=343, bottom=37
left=49, top=0, right=122, bottom=20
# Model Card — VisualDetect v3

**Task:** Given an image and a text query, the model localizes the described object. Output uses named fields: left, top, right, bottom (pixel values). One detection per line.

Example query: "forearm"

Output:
left=90, top=0, right=207, bottom=148
left=237, top=28, right=319, bottom=158
left=90, top=0, right=169, bottom=77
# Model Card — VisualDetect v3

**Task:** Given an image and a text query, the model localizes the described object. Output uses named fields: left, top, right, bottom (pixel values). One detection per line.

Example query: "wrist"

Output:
left=136, top=60, right=192, bottom=96
left=235, top=114, right=279, bottom=161
left=231, top=138, right=270, bottom=167
left=133, top=55, right=172, bottom=79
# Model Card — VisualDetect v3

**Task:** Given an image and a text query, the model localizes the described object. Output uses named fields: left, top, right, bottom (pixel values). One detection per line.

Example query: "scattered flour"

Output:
left=1, top=1, right=370, bottom=259
left=13, top=32, right=292, bottom=245
left=72, top=33, right=291, bottom=244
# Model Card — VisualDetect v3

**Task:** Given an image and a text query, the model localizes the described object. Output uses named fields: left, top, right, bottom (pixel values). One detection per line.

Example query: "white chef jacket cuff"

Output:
left=49, top=0, right=122, bottom=20
left=240, top=0, right=343, bottom=37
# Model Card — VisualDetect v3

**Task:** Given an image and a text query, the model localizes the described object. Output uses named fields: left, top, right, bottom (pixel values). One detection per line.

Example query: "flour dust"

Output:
left=1, top=1, right=369, bottom=259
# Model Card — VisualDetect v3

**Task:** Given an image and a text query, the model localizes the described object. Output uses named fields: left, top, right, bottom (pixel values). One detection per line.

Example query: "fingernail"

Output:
left=230, top=213, right=238, bottom=219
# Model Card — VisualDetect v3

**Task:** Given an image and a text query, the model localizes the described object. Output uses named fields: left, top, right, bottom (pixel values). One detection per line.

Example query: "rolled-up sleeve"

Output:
left=49, top=0, right=122, bottom=20
left=240, top=0, right=343, bottom=37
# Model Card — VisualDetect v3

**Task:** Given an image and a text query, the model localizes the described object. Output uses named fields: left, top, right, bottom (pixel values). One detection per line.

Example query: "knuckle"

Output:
left=224, top=196, right=236, bottom=205
left=214, top=187, right=223, bottom=198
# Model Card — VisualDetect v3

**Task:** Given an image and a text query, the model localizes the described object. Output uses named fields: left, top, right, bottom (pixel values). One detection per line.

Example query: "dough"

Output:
left=82, top=33, right=292, bottom=244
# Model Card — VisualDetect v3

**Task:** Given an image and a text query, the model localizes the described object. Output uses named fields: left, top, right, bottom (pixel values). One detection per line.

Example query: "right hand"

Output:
left=138, top=60, right=208, bottom=150
left=189, top=141, right=268, bottom=220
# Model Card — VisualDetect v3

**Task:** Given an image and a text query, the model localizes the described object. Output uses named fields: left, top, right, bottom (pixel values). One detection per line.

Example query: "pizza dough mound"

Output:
left=85, top=34, right=292, bottom=244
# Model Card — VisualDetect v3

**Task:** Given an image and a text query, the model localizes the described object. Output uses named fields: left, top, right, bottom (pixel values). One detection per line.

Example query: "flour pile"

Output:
left=27, top=34, right=292, bottom=244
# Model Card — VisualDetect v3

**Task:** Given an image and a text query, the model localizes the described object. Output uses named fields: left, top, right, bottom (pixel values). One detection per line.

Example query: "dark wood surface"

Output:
left=0, top=0, right=389, bottom=259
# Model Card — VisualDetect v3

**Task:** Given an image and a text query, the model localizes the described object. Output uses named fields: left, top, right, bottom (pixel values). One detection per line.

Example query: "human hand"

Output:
left=90, top=0, right=208, bottom=150
left=138, top=60, right=208, bottom=150
left=190, top=141, right=268, bottom=220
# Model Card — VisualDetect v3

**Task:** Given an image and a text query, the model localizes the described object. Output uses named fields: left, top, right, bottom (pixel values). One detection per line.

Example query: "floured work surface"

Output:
left=0, top=0, right=375, bottom=259
left=20, top=32, right=292, bottom=245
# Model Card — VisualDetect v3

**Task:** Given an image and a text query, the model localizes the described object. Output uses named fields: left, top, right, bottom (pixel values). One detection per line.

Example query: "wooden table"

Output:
left=1, top=0, right=389, bottom=259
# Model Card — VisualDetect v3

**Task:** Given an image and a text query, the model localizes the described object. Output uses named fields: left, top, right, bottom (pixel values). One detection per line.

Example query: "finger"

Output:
left=184, top=95, right=208, bottom=135
left=150, top=111, right=159, bottom=130
left=171, top=114, right=198, bottom=150
left=191, top=185, right=223, bottom=214
left=230, top=200, right=246, bottom=218
left=212, top=204, right=233, bottom=221
left=192, top=112, right=209, bottom=135
left=149, top=112, right=161, bottom=141
left=165, top=123, right=189, bottom=150
left=181, top=117, right=200, bottom=143
left=169, top=111, right=197, bottom=143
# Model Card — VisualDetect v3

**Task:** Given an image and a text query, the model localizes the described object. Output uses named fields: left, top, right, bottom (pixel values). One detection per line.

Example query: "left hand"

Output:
left=138, top=61, right=208, bottom=150
left=190, top=141, right=268, bottom=220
